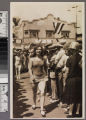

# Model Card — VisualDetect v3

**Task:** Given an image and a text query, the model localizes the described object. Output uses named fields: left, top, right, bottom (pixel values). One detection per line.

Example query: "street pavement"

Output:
left=13, top=72, right=67, bottom=119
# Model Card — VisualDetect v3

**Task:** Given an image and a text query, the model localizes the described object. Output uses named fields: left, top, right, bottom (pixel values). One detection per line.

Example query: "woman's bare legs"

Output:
left=69, top=104, right=74, bottom=115
left=38, top=81, right=46, bottom=116
left=76, top=103, right=80, bottom=115
left=40, top=92, right=45, bottom=111
left=31, top=83, right=38, bottom=109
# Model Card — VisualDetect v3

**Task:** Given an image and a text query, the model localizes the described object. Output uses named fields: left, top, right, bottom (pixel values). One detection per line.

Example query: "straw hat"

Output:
left=69, top=41, right=80, bottom=50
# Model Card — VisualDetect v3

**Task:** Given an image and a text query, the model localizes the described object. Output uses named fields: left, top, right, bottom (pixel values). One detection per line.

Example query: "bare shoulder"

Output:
left=29, top=57, right=34, bottom=62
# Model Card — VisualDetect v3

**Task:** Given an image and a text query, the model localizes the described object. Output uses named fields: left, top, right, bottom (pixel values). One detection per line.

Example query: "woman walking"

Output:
left=29, top=45, right=48, bottom=117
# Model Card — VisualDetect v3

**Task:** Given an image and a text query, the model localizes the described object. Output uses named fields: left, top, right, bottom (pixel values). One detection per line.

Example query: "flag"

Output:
left=53, top=22, right=64, bottom=34
left=58, top=23, right=64, bottom=34
left=53, top=22, right=60, bottom=34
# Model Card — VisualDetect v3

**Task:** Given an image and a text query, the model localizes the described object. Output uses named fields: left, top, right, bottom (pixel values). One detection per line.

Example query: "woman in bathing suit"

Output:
left=29, top=45, right=48, bottom=117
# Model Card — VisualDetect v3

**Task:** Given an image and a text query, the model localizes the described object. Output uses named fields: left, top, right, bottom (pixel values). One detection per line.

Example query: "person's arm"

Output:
left=28, top=58, right=35, bottom=83
left=28, top=56, right=30, bottom=72
left=79, top=58, right=82, bottom=69
left=66, top=57, right=71, bottom=68
left=55, top=51, right=61, bottom=64
left=62, top=56, right=68, bottom=72
left=55, top=50, right=65, bottom=64
left=43, top=56, right=49, bottom=74
left=56, top=56, right=64, bottom=68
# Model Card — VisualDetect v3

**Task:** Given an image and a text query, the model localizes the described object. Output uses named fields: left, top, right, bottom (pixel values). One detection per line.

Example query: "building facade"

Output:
left=13, top=14, right=76, bottom=48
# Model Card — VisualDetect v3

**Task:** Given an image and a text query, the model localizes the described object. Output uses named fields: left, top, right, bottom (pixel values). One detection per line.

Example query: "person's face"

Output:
left=36, top=47, right=42, bottom=56
left=65, top=49, right=68, bottom=55
left=29, top=49, right=34, bottom=57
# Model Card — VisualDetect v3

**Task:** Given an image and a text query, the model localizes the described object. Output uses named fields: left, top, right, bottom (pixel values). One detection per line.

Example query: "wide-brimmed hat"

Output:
left=58, top=39, right=66, bottom=45
left=48, top=43, right=63, bottom=49
left=69, top=41, right=80, bottom=50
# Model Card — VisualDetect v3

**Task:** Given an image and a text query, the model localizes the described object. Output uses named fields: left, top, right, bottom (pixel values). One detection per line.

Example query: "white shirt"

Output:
left=55, top=49, right=65, bottom=64
left=57, top=54, right=68, bottom=69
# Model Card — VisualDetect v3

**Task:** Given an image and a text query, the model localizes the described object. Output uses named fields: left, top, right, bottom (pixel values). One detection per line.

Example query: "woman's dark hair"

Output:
left=35, top=44, right=44, bottom=57
left=29, top=47, right=36, bottom=57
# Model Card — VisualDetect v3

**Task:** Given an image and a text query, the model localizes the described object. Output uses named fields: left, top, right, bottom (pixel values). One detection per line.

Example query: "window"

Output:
left=61, top=31, right=70, bottom=38
left=29, top=30, right=39, bottom=38
left=24, top=30, right=28, bottom=35
left=46, top=30, right=54, bottom=38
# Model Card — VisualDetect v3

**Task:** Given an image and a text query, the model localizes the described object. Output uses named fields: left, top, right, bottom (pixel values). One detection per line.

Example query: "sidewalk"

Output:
left=13, top=72, right=67, bottom=118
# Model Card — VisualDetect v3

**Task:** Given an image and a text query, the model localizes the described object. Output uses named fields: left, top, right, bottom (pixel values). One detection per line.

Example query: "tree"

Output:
left=13, top=17, right=20, bottom=26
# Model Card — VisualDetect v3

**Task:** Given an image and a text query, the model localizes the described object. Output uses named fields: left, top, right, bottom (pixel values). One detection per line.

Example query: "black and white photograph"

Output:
left=10, top=2, right=84, bottom=119
left=0, top=11, right=8, bottom=112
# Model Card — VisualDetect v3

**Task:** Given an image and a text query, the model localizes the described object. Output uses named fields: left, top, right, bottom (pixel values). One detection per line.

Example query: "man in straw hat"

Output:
left=54, top=42, right=69, bottom=107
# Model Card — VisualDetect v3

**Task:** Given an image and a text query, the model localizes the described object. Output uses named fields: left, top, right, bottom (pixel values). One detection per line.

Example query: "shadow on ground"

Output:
left=45, top=101, right=59, bottom=114
left=13, top=77, right=33, bottom=118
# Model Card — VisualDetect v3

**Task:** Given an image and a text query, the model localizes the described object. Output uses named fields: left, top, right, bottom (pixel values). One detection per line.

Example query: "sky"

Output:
left=10, top=2, right=84, bottom=33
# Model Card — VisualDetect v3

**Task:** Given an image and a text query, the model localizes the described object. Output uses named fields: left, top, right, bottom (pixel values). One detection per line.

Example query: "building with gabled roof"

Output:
left=13, top=14, right=76, bottom=48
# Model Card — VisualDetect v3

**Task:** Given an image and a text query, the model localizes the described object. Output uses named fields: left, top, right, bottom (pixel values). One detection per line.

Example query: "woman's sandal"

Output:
left=40, top=110, right=46, bottom=117
left=32, top=105, right=36, bottom=110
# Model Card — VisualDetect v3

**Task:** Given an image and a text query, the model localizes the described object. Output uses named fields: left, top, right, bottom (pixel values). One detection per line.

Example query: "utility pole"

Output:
left=72, top=5, right=78, bottom=40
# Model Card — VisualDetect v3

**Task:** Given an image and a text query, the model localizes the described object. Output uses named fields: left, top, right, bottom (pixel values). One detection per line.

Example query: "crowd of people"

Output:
left=13, top=40, right=82, bottom=118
